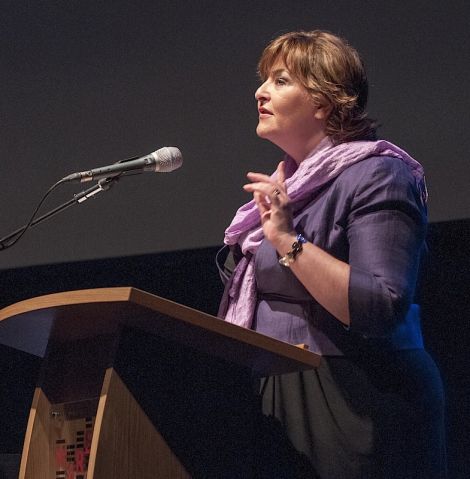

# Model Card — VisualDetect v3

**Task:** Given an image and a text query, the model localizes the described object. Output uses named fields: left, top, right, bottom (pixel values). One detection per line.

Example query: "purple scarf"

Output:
left=218, top=137, right=427, bottom=329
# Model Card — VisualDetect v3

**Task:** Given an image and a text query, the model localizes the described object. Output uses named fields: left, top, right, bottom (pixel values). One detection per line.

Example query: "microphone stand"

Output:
left=0, top=177, right=118, bottom=251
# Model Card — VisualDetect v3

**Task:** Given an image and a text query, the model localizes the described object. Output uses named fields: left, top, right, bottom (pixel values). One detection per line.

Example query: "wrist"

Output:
left=277, top=233, right=308, bottom=267
left=271, top=231, right=297, bottom=253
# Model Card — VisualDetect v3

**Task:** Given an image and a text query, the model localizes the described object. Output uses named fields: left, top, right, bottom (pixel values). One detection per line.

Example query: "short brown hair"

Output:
left=258, top=30, right=378, bottom=144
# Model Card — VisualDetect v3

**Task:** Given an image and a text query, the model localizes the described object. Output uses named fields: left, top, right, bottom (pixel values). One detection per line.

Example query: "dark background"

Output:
left=0, top=1, right=469, bottom=477
left=1, top=0, right=469, bottom=269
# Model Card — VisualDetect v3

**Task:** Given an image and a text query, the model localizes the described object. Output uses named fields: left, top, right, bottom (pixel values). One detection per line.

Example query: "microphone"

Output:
left=61, top=147, right=183, bottom=183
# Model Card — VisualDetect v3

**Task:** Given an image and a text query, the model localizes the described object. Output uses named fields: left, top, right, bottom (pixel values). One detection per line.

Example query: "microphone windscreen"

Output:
left=154, top=147, right=183, bottom=172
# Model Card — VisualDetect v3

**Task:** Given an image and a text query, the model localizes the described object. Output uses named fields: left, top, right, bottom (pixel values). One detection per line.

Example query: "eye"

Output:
left=275, top=76, right=288, bottom=86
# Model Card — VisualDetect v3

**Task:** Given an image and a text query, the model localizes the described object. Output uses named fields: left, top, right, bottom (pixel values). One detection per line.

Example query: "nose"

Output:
left=255, top=79, right=270, bottom=103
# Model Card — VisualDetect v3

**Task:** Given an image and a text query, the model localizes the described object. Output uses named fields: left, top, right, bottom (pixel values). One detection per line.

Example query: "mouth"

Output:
left=258, top=107, right=273, bottom=117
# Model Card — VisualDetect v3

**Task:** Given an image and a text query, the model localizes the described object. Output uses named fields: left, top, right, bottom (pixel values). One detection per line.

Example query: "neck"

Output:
left=283, top=131, right=329, bottom=164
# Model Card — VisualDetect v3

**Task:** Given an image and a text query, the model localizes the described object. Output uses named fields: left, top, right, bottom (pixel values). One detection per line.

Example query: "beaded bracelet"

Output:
left=278, top=233, right=307, bottom=267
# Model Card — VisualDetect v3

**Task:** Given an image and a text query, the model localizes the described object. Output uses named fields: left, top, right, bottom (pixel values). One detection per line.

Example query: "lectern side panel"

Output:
left=19, top=388, right=51, bottom=479
left=48, top=400, right=97, bottom=478
left=113, top=327, right=260, bottom=478
left=89, top=368, right=191, bottom=479
left=20, top=390, right=99, bottom=478
left=40, top=334, right=117, bottom=404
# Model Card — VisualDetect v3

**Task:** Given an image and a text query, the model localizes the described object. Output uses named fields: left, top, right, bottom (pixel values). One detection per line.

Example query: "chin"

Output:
left=256, top=125, right=272, bottom=140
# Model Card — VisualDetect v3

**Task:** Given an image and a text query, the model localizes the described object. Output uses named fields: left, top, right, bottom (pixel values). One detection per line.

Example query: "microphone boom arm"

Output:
left=0, top=177, right=118, bottom=251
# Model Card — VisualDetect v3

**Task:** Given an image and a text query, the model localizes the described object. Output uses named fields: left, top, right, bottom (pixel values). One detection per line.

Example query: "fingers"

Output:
left=248, top=185, right=280, bottom=207
left=247, top=162, right=286, bottom=185
left=244, top=166, right=288, bottom=222
left=246, top=171, right=273, bottom=183
left=246, top=163, right=287, bottom=196
left=276, top=161, right=286, bottom=185
left=253, top=191, right=269, bottom=216
left=243, top=181, right=280, bottom=196
left=244, top=184, right=284, bottom=211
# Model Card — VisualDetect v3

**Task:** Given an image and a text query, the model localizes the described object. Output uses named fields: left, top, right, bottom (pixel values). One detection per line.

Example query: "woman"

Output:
left=218, top=31, right=446, bottom=478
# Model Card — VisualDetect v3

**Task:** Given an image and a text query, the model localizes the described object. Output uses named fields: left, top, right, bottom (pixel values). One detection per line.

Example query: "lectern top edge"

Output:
left=0, top=287, right=321, bottom=371
left=0, top=287, right=136, bottom=321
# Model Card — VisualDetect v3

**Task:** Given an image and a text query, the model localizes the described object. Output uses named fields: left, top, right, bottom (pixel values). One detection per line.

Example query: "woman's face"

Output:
left=255, top=61, right=327, bottom=161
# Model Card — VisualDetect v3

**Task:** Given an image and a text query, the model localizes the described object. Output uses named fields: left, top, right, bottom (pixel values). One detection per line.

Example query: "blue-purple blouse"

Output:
left=252, top=155, right=426, bottom=356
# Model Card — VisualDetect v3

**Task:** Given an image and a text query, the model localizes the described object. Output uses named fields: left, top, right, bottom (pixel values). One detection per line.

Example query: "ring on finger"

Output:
left=272, top=188, right=281, bottom=196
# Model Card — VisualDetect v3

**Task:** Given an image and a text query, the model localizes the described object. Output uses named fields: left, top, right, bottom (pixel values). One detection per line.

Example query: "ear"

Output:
left=313, top=96, right=333, bottom=120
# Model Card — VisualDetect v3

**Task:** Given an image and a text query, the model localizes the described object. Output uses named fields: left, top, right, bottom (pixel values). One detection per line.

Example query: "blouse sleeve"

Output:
left=346, top=156, right=427, bottom=338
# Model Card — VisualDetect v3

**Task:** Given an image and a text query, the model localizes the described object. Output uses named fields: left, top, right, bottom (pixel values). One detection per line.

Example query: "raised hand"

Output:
left=243, top=161, right=295, bottom=246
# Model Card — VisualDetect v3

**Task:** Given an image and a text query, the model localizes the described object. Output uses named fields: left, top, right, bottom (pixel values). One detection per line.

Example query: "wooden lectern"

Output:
left=0, top=287, right=320, bottom=478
